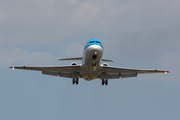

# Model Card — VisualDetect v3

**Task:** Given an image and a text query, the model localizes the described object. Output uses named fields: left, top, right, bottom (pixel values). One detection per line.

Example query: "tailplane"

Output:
left=59, top=57, right=113, bottom=62
left=59, top=57, right=82, bottom=61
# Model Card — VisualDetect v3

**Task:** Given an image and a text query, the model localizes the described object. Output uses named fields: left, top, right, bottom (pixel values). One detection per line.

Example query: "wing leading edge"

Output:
left=9, top=65, right=81, bottom=72
left=9, top=65, right=82, bottom=78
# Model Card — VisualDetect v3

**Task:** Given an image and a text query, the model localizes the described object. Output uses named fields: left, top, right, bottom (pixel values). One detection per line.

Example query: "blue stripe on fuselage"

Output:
left=84, top=39, right=104, bottom=50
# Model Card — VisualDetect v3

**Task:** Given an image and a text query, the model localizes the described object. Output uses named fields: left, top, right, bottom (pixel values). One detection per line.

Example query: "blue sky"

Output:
left=0, top=0, right=180, bottom=120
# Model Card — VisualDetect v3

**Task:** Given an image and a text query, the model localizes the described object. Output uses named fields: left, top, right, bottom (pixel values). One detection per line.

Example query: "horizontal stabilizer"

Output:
left=59, top=57, right=82, bottom=61
left=59, top=57, right=114, bottom=62
left=102, top=59, right=114, bottom=62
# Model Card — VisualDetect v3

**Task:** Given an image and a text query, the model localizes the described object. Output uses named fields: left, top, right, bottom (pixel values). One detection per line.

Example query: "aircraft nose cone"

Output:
left=90, top=45, right=103, bottom=52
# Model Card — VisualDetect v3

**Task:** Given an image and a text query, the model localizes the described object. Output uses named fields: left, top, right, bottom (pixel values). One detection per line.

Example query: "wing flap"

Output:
left=121, top=73, right=137, bottom=78
left=101, top=66, right=169, bottom=74
left=42, top=70, right=59, bottom=76
left=42, top=70, right=75, bottom=78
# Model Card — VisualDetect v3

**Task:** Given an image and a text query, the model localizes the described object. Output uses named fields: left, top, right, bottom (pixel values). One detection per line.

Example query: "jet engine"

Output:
left=70, top=62, right=78, bottom=66
left=103, top=63, right=109, bottom=67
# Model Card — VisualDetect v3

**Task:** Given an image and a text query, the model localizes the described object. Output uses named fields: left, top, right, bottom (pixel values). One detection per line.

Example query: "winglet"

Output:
left=9, top=66, right=14, bottom=69
left=165, top=71, right=170, bottom=74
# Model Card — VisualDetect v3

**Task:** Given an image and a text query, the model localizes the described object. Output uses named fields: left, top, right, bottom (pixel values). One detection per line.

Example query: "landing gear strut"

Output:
left=102, top=79, right=108, bottom=85
left=72, top=78, right=79, bottom=85
left=72, top=72, right=79, bottom=85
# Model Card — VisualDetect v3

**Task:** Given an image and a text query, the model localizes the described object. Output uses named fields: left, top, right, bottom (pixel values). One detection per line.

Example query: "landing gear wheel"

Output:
left=105, top=79, right=108, bottom=85
left=76, top=78, right=79, bottom=84
left=72, top=78, right=79, bottom=85
left=102, top=79, right=104, bottom=85
left=102, top=79, right=108, bottom=85
left=72, top=78, right=75, bottom=84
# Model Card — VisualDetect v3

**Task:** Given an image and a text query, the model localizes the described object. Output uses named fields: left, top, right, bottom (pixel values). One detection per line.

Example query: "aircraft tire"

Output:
left=105, top=79, right=108, bottom=85
left=72, top=78, right=75, bottom=84
left=102, top=79, right=104, bottom=85
left=76, top=78, right=79, bottom=84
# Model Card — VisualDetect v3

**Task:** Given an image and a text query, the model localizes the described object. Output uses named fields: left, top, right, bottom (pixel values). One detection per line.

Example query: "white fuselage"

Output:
left=80, top=45, right=103, bottom=80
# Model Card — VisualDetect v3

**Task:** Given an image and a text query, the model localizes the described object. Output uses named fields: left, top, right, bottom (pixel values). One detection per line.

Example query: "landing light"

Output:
left=165, top=71, right=167, bottom=74
left=12, top=66, right=14, bottom=69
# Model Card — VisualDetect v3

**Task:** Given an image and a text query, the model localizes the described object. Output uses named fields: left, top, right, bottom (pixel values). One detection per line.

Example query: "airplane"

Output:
left=10, top=39, right=169, bottom=85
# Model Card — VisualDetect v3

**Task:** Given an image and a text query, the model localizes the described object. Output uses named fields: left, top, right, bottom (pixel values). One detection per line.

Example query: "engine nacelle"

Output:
left=70, top=62, right=78, bottom=66
left=102, top=63, right=109, bottom=67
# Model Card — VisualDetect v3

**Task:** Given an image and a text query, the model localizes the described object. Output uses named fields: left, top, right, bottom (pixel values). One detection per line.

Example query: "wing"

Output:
left=10, top=65, right=81, bottom=72
left=10, top=65, right=82, bottom=78
left=101, top=66, right=169, bottom=74
left=99, top=66, right=169, bottom=78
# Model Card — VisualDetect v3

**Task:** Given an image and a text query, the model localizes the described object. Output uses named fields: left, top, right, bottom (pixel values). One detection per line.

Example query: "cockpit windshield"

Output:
left=86, top=39, right=102, bottom=45
left=85, top=39, right=103, bottom=49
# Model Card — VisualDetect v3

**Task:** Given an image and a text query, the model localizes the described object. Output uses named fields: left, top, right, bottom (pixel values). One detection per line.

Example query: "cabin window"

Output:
left=96, top=41, right=101, bottom=44
left=95, top=41, right=102, bottom=44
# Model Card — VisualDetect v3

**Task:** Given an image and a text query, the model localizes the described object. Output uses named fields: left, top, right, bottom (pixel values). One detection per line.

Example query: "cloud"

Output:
left=1, top=0, right=179, bottom=47
left=0, top=48, right=58, bottom=67
left=0, top=0, right=179, bottom=67
left=64, top=42, right=84, bottom=57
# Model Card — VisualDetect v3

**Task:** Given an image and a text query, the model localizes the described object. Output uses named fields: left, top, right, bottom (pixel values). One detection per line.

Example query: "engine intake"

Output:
left=70, top=62, right=78, bottom=66
left=103, top=63, right=109, bottom=67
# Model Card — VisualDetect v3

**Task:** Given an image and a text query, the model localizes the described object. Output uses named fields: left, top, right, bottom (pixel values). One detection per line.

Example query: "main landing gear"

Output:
left=72, top=72, right=79, bottom=85
left=102, top=79, right=108, bottom=85
left=72, top=78, right=79, bottom=85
